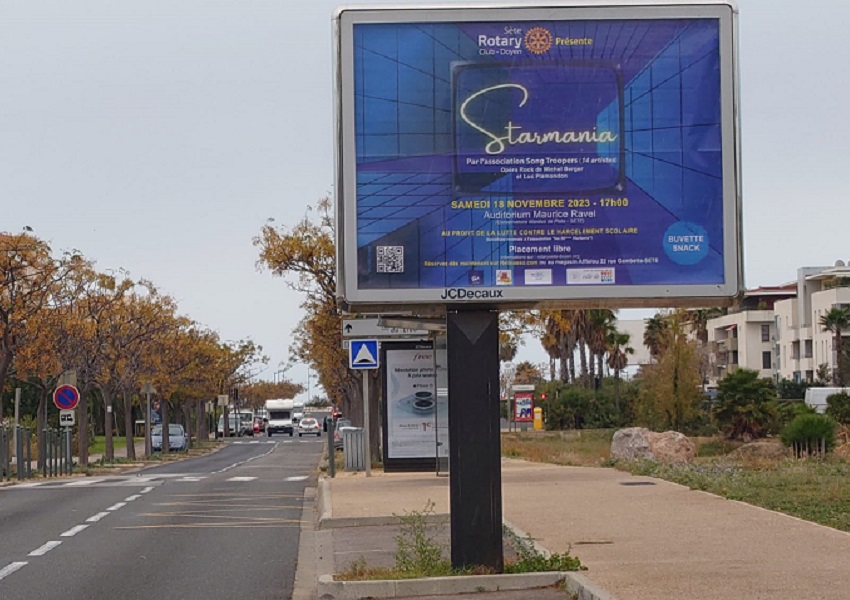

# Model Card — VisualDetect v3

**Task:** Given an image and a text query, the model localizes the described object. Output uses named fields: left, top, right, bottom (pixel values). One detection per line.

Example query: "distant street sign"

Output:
left=59, top=410, right=76, bottom=427
left=217, top=394, right=229, bottom=407
left=53, top=385, right=80, bottom=411
left=349, top=339, right=379, bottom=370
left=342, top=318, right=428, bottom=339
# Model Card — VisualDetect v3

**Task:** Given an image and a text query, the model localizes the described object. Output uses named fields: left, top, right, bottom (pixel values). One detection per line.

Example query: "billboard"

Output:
left=514, top=392, right=534, bottom=423
left=335, top=1, right=741, bottom=310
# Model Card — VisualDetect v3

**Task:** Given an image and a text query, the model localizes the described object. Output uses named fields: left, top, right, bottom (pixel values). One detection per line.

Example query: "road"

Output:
left=0, top=435, right=324, bottom=600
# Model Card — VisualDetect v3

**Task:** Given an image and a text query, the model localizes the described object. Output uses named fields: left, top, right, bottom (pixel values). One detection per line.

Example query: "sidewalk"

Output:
left=310, top=457, right=850, bottom=599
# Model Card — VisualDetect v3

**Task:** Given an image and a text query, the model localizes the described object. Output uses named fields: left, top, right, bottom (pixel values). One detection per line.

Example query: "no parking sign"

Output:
left=53, top=384, right=80, bottom=410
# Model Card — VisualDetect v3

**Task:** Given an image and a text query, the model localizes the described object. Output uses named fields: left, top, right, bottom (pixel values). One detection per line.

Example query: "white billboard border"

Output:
left=334, top=0, right=742, bottom=312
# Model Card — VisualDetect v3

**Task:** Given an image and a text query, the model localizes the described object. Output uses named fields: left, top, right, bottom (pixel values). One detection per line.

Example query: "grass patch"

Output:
left=615, top=457, right=850, bottom=532
left=501, top=429, right=616, bottom=467
left=336, top=500, right=583, bottom=581
left=502, top=429, right=850, bottom=533
left=90, top=436, right=129, bottom=455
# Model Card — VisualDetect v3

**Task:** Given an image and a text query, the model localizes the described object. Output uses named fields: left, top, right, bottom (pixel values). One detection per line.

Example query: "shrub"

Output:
left=780, top=413, right=838, bottom=458
left=826, top=392, right=850, bottom=425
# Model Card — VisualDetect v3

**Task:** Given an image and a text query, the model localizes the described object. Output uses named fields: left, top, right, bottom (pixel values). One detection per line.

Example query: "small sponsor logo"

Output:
left=566, top=268, right=616, bottom=285
left=524, top=27, right=553, bottom=54
left=524, top=269, right=552, bottom=285
left=468, top=270, right=484, bottom=286
left=496, top=270, right=513, bottom=285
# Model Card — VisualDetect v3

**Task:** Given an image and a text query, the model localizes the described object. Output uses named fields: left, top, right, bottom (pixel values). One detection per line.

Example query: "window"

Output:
left=761, top=324, right=770, bottom=342
left=731, top=350, right=738, bottom=365
left=804, top=340, right=813, bottom=358
left=762, top=351, right=772, bottom=369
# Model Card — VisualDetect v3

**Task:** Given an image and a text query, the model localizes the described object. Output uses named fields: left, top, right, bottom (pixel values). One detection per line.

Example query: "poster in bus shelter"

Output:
left=514, top=392, right=534, bottom=423
left=336, top=3, right=741, bottom=308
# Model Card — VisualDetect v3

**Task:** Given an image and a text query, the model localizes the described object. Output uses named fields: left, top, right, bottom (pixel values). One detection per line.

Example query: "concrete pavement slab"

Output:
left=321, top=458, right=850, bottom=600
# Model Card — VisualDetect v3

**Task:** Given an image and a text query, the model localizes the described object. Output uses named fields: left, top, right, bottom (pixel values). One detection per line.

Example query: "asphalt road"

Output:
left=0, top=436, right=323, bottom=600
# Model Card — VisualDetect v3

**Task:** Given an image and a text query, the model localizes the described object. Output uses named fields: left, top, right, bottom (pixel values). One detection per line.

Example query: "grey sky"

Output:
left=2, top=0, right=848, bottom=385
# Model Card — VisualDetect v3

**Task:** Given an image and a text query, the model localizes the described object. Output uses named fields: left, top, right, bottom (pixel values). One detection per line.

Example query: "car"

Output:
left=332, top=418, right=354, bottom=450
left=297, top=417, right=321, bottom=437
left=253, top=416, right=265, bottom=433
left=151, top=424, right=188, bottom=452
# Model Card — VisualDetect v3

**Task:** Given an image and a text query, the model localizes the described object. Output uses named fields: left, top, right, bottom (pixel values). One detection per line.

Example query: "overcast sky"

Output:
left=3, top=0, right=848, bottom=389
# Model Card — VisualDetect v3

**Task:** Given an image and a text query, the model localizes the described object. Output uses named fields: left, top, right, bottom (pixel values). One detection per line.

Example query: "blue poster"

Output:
left=347, top=14, right=732, bottom=297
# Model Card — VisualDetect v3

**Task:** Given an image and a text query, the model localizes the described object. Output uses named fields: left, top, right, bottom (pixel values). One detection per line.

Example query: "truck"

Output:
left=265, top=398, right=295, bottom=437
left=804, top=387, right=850, bottom=413
left=216, top=408, right=254, bottom=437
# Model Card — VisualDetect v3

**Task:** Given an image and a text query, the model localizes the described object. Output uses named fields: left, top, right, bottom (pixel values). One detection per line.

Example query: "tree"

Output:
left=0, top=231, right=82, bottom=398
left=513, top=361, right=544, bottom=385
left=606, top=330, right=634, bottom=416
left=255, top=198, right=383, bottom=458
left=819, top=306, right=850, bottom=385
left=637, top=312, right=703, bottom=431
left=714, top=368, right=777, bottom=441
left=643, top=313, right=670, bottom=361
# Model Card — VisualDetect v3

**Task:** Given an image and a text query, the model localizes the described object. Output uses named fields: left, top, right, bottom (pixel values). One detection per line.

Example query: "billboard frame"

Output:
left=334, top=0, right=742, bottom=313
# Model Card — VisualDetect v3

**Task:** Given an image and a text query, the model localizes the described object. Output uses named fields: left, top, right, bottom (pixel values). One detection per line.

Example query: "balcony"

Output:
left=717, top=337, right=738, bottom=351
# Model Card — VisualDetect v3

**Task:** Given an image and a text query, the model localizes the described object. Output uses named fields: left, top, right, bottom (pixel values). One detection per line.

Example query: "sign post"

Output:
left=142, top=382, right=156, bottom=458
left=350, top=340, right=379, bottom=477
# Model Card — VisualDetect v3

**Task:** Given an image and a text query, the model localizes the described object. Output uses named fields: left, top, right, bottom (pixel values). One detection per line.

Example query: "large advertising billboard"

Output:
left=335, top=1, right=741, bottom=310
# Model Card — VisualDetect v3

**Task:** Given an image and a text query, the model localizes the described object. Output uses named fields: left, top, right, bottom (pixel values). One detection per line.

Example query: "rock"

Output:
left=727, top=440, right=789, bottom=461
left=611, top=427, right=696, bottom=463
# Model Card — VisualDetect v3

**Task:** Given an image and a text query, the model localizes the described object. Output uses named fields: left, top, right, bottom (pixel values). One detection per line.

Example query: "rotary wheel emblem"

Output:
left=524, top=27, right=553, bottom=55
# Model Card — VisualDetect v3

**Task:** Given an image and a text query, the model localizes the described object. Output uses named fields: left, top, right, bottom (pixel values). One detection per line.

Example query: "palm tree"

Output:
left=588, top=309, right=616, bottom=383
left=684, top=308, right=723, bottom=345
left=606, top=330, right=634, bottom=415
left=643, top=313, right=670, bottom=361
left=819, top=306, right=850, bottom=385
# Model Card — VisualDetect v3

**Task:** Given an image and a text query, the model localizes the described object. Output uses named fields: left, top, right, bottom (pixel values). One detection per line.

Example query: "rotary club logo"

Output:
left=524, top=27, right=553, bottom=54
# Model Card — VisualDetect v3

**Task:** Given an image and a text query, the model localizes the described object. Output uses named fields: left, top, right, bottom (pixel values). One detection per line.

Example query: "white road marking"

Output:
left=60, top=524, right=89, bottom=537
left=284, top=476, right=308, bottom=482
left=86, top=512, right=110, bottom=523
left=226, top=476, right=257, bottom=482
left=13, top=482, right=43, bottom=488
left=64, top=478, right=105, bottom=486
left=0, top=562, right=27, bottom=580
left=29, top=541, right=62, bottom=556
left=107, top=502, right=127, bottom=511
left=214, top=443, right=277, bottom=474
left=124, top=494, right=142, bottom=502
left=177, top=477, right=204, bottom=482
left=140, top=486, right=154, bottom=494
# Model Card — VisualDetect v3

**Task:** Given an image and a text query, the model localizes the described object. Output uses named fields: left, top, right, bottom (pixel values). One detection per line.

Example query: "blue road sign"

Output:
left=349, top=339, right=379, bottom=369
left=53, top=384, right=80, bottom=410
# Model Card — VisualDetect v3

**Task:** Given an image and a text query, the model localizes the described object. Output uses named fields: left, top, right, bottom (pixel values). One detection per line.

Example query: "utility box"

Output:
left=343, top=428, right=366, bottom=471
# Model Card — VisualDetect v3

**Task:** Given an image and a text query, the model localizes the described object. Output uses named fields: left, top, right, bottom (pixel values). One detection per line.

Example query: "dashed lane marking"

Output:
left=28, top=541, right=61, bottom=557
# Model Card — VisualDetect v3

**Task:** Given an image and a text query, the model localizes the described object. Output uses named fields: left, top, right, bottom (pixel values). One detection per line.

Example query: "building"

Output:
left=706, top=285, right=796, bottom=385
left=707, top=262, right=850, bottom=385
left=774, top=264, right=850, bottom=384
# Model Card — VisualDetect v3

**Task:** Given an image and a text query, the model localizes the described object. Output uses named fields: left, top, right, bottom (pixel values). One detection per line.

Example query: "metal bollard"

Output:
left=25, top=428, right=32, bottom=479
left=16, top=426, right=23, bottom=480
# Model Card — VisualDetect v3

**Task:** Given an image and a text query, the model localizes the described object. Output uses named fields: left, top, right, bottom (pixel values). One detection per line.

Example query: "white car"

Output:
left=297, top=417, right=321, bottom=437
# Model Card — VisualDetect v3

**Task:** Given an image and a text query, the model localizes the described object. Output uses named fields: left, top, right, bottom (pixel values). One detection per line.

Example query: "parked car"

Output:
left=253, top=416, right=265, bottom=433
left=297, top=417, right=321, bottom=437
left=333, top=418, right=354, bottom=450
left=151, top=424, right=188, bottom=452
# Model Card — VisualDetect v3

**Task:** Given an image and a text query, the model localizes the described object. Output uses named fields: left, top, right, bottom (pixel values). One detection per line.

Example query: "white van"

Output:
left=804, top=387, right=850, bottom=413
left=216, top=410, right=254, bottom=437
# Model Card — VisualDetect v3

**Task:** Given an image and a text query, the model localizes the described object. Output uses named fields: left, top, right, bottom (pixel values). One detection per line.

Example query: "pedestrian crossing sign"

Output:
left=349, top=339, right=379, bottom=369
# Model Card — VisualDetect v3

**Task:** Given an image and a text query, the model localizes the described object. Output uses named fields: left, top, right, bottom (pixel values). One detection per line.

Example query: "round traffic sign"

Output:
left=53, top=384, right=80, bottom=410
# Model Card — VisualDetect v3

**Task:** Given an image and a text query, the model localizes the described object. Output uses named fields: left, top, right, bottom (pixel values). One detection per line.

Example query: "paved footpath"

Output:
left=322, top=458, right=850, bottom=600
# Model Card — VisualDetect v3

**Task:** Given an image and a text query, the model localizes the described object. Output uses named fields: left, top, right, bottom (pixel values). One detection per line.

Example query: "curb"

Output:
left=315, top=476, right=618, bottom=599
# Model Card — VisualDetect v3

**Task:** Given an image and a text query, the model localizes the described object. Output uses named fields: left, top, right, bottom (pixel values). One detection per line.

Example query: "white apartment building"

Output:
left=707, top=286, right=795, bottom=385
left=774, top=265, right=850, bottom=384
left=707, top=264, right=850, bottom=385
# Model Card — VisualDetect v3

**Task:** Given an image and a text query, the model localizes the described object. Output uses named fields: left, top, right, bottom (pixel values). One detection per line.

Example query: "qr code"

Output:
left=377, top=246, right=404, bottom=273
